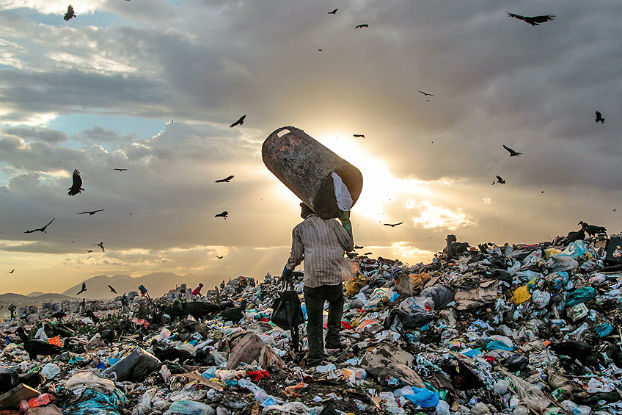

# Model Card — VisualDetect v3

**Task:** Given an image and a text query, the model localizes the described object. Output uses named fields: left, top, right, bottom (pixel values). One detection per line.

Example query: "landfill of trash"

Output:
left=1, top=232, right=621, bottom=415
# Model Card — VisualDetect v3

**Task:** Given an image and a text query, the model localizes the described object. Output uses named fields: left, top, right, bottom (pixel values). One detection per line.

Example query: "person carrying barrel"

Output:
left=282, top=202, right=353, bottom=366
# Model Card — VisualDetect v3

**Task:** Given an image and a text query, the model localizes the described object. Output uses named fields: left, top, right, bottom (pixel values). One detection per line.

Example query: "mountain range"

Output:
left=61, top=272, right=205, bottom=299
left=0, top=272, right=219, bottom=302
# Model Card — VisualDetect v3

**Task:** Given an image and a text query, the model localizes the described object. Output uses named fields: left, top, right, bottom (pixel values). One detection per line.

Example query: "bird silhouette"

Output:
left=215, top=175, right=234, bottom=183
left=215, top=211, right=229, bottom=220
left=108, top=284, right=118, bottom=294
left=353, top=134, right=365, bottom=138
left=25, top=218, right=55, bottom=234
left=492, top=176, right=506, bottom=185
left=578, top=221, right=607, bottom=237
left=8, top=269, right=14, bottom=274
left=216, top=255, right=224, bottom=259
left=230, top=115, right=246, bottom=127
left=64, top=5, right=76, bottom=21
left=76, top=283, right=87, bottom=295
left=384, top=222, right=403, bottom=227
left=78, top=209, right=104, bottom=215
left=595, top=111, right=605, bottom=123
left=354, top=245, right=364, bottom=249
left=94, top=242, right=105, bottom=252
left=355, top=24, right=369, bottom=29
left=363, top=252, right=372, bottom=255
left=113, top=168, right=128, bottom=172
left=418, top=90, right=433, bottom=97
left=502, top=145, right=522, bottom=157
left=506, top=12, right=555, bottom=26
left=86, top=249, right=94, bottom=253
left=68, top=169, right=84, bottom=196
left=328, top=8, right=338, bottom=14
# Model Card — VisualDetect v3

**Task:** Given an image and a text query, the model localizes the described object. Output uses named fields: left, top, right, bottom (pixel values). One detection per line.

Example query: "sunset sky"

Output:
left=0, top=0, right=620, bottom=295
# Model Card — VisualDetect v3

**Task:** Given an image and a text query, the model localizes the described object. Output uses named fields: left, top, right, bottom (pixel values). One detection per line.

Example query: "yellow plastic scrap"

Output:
left=544, top=248, right=561, bottom=259
left=512, top=285, right=531, bottom=305
left=344, top=273, right=367, bottom=295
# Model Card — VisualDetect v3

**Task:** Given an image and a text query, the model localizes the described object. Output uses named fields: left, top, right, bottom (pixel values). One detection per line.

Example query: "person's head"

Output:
left=199, top=283, right=203, bottom=287
left=300, top=203, right=314, bottom=219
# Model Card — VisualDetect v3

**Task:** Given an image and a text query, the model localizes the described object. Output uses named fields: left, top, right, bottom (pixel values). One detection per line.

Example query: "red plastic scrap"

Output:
left=246, top=370, right=270, bottom=382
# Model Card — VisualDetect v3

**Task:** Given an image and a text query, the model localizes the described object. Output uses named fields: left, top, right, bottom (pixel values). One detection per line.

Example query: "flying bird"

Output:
left=86, top=249, right=94, bottom=253
left=384, top=222, right=403, bottom=227
left=108, top=285, right=118, bottom=294
left=506, top=12, right=555, bottom=26
left=77, top=283, right=87, bottom=295
left=354, top=245, right=364, bottom=249
left=24, top=218, right=55, bottom=234
left=68, top=169, right=84, bottom=196
left=216, top=256, right=224, bottom=259
left=8, top=269, right=14, bottom=274
left=363, top=252, right=372, bottom=256
left=353, top=134, right=365, bottom=138
left=502, top=145, right=522, bottom=157
left=64, top=5, right=76, bottom=21
left=595, top=111, right=605, bottom=123
left=328, top=8, right=338, bottom=14
left=230, top=115, right=246, bottom=127
left=418, top=90, right=433, bottom=97
left=215, top=175, right=234, bottom=183
left=113, top=168, right=128, bottom=172
left=78, top=209, right=104, bottom=216
left=492, top=176, right=506, bottom=185
left=95, top=242, right=105, bottom=252
left=215, top=211, right=229, bottom=220
left=355, top=24, right=369, bottom=29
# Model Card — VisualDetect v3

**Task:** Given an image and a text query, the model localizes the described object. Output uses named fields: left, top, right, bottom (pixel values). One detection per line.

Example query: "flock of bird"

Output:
left=7, top=6, right=612, bottom=279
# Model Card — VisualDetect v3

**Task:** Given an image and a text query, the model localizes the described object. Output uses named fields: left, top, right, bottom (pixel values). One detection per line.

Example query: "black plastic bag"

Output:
left=271, top=277, right=304, bottom=351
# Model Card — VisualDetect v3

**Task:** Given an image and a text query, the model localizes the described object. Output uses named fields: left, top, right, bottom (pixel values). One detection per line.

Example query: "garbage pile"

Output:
left=1, top=233, right=621, bottom=415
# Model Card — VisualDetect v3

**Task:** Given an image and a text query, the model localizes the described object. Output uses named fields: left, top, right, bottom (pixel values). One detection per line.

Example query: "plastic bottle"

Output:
left=19, top=394, right=54, bottom=411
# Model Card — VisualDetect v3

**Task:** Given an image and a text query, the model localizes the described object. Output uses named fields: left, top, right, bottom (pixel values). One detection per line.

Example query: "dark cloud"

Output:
left=80, top=126, right=135, bottom=143
left=0, top=0, right=620, bottom=293
left=5, top=127, right=68, bottom=143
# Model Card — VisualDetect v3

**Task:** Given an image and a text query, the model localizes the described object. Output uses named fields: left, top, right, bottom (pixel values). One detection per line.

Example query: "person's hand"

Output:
left=281, top=265, right=293, bottom=279
left=338, top=210, right=350, bottom=223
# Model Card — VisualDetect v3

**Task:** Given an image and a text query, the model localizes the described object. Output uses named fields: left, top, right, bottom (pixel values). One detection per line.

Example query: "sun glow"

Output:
left=318, top=136, right=431, bottom=222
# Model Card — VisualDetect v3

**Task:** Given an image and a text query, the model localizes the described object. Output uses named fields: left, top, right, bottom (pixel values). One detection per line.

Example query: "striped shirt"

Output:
left=286, top=214, right=354, bottom=288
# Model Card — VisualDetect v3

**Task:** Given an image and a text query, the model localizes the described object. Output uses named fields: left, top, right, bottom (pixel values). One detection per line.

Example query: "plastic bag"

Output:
left=163, top=400, right=215, bottom=415
left=558, top=241, right=587, bottom=258
left=531, top=290, right=551, bottom=309
left=394, top=386, right=440, bottom=408
left=363, top=287, right=393, bottom=311
left=331, top=172, right=353, bottom=211
left=511, top=286, right=531, bottom=305
left=566, top=287, right=596, bottom=307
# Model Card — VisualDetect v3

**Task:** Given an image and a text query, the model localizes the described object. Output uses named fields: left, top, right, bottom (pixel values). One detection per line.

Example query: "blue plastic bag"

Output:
left=485, top=340, right=515, bottom=351
left=566, top=287, right=596, bottom=307
left=595, top=323, right=614, bottom=338
left=396, top=386, right=440, bottom=408
left=558, top=241, right=587, bottom=258
left=64, top=388, right=126, bottom=415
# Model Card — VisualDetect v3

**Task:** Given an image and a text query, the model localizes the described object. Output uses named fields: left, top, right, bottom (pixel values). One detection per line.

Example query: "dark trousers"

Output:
left=303, top=283, right=344, bottom=358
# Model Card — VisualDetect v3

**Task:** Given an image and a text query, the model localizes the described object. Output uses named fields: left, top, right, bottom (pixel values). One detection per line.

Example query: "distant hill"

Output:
left=61, top=272, right=203, bottom=299
left=28, top=292, right=45, bottom=297
left=0, top=292, right=75, bottom=306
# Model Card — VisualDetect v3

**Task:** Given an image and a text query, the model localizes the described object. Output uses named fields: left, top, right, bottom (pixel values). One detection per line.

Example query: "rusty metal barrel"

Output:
left=262, top=126, right=363, bottom=218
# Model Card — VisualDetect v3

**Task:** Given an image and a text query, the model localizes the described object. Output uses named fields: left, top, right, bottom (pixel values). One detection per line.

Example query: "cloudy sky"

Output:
left=0, top=0, right=620, bottom=295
